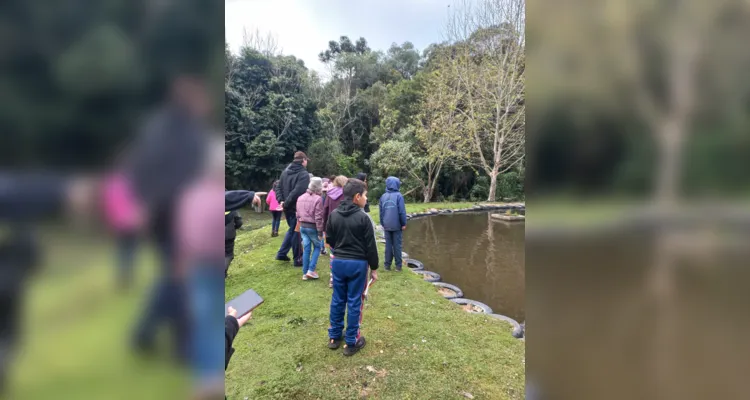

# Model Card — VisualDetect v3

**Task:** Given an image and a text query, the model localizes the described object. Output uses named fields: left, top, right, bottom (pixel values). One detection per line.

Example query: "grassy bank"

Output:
left=226, top=202, right=525, bottom=400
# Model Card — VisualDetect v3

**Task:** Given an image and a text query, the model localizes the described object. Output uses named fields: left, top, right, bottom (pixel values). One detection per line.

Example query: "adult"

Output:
left=275, top=151, right=311, bottom=267
left=353, top=173, right=370, bottom=213
left=125, top=73, right=213, bottom=360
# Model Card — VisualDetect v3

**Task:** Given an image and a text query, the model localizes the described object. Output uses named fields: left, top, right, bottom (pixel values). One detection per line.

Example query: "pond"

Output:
left=403, top=211, right=525, bottom=322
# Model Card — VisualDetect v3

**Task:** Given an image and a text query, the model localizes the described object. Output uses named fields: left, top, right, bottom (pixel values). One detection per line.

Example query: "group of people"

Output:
left=225, top=151, right=409, bottom=367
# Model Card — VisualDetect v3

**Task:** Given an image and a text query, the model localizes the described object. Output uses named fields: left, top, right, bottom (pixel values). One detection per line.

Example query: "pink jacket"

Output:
left=266, top=189, right=280, bottom=211
left=102, top=172, right=142, bottom=232
left=295, top=191, right=324, bottom=233
left=175, top=176, right=224, bottom=272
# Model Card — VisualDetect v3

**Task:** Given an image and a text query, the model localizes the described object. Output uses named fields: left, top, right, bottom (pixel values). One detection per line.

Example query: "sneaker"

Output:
left=343, top=337, right=366, bottom=356
left=321, top=248, right=327, bottom=255
left=306, top=271, right=319, bottom=279
left=328, top=338, right=343, bottom=349
left=384, top=266, right=391, bottom=271
left=302, top=274, right=308, bottom=280
left=276, top=256, right=291, bottom=262
left=395, top=267, right=402, bottom=272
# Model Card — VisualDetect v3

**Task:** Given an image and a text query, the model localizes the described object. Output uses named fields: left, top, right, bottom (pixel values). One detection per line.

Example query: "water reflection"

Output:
left=403, top=212, right=525, bottom=321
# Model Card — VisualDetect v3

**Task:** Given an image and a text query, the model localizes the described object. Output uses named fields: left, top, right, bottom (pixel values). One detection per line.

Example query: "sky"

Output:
left=225, top=0, right=453, bottom=77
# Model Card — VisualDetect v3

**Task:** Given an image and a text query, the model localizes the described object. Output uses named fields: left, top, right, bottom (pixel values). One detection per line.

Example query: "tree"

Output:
left=445, top=0, right=526, bottom=202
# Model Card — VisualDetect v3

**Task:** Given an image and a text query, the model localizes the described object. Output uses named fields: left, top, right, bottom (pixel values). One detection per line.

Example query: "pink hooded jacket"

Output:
left=295, top=190, right=324, bottom=233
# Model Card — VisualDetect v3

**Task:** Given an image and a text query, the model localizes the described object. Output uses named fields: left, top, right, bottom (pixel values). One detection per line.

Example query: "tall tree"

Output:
left=445, top=0, right=526, bottom=202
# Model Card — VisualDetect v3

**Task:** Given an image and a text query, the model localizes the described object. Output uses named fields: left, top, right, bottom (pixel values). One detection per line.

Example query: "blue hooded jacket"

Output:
left=379, top=177, right=407, bottom=231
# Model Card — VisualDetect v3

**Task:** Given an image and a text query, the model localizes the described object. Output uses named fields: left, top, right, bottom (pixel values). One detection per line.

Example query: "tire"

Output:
left=413, top=270, right=441, bottom=282
left=432, top=282, right=463, bottom=299
left=405, top=258, right=424, bottom=271
left=450, top=298, right=493, bottom=314
left=488, top=314, right=524, bottom=338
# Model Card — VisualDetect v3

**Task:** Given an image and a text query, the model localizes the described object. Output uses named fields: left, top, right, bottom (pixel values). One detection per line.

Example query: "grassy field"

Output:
left=10, top=231, right=187, bottom=400
left=226, top=202, right=525, bottom=400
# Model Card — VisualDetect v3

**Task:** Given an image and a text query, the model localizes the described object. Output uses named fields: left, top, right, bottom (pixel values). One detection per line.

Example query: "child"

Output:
left=266, top=180, right=282, bottom=237
left=101, top=169, right=144, bottom=290
left=295, top=177, right=325, bottom=280
left=325, top=179, right=379, bottom=356
left=323, top=175, right=348, bottom=287
left=224, top=190, right=259, bottom=278
left=379, top=176, right=407, bottom=271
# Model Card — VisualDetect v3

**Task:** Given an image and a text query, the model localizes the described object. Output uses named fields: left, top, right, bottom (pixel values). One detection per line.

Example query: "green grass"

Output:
left=10, top=233, right=187, bottom=400
left=226, top=202, right=525, bottom=400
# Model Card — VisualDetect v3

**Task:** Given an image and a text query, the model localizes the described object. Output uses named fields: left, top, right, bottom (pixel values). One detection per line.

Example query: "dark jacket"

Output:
left=325, top=200, right=379, bottom=269
left=225, top=211, right=242, bottom=242
left=379, top=177, right=407, bottom=231
left=277, top=162, right=310, bottom=213
left=126, top=105, right=208, bottom=240
left=225, top=315, right=240, bottom=370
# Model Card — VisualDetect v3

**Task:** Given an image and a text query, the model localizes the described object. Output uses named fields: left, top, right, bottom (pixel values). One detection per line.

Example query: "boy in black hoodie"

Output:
left=325, top=179, right=379, bottom=356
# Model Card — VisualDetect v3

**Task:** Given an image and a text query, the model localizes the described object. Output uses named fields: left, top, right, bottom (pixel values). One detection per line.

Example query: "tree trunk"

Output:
left=487, top=171, right=498, bottom=202
left=654, top=116, right=685, bottom=207
left=423, top=187, right=432, bottom=203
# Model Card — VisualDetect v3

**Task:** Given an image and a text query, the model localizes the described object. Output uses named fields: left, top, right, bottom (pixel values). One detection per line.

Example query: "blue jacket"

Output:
left=379, top=177, right=407, bottom=231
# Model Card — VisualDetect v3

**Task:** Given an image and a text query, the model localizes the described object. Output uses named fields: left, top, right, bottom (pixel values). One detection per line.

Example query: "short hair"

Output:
left=333, top=175, right=348, bottom=188
left=343, top=179, right=367, bottom=199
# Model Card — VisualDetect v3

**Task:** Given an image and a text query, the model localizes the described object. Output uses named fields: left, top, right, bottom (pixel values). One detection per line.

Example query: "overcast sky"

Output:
left=225, top=0, right=453, bottom=77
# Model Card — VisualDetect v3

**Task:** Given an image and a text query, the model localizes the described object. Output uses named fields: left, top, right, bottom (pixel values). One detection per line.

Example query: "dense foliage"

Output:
left=225, top=28, right=526, bottom=201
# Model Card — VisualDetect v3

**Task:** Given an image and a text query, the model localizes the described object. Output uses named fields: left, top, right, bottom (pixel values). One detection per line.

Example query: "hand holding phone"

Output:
left=227, top=306, right=253, bottom=327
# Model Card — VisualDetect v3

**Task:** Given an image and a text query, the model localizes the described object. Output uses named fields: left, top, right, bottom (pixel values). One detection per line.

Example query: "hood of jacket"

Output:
left=385, top=176, right=401, bottom=192
left=336, top=199, right=362, bottom=217
left=285, top=161, right=305, bottom=175
left=327, top=186, right=344, bottom=200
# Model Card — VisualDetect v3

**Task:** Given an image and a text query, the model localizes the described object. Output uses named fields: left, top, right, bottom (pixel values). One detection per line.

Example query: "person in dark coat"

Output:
left=379, top=176, right=407, bottom=271
left=126, top=74, right=212, bottom=361
left=275, top=151, right=311, bottom=267
left=224, top=190, right=259, bottom=277
left=353, top=173, right=370, bottom=213
left=0, top=173, right=96, bottom=394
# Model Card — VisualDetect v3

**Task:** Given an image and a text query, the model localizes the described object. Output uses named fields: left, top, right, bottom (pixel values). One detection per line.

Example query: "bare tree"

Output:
left=444, top=0, right=526, bottom=202
left=242, top=27, right=281, bottom=57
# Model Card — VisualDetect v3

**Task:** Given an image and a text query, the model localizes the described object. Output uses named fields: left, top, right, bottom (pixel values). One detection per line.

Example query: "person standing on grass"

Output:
left=322, top=175, right=348, bottom=288
left=266, top=180, right=282, bottom=237
left=275, top=152, right=311, bottom=267
left=325, top=179, right=379, bottom=356
left=224, top=190, right=260, bottom=278
left=296, top=177, right=325, bottom=280
left=320, top=178, right=331, bottom=256
left=379, top=176, right=407, bottom=271
left=353, top=173, right=370, bottom=213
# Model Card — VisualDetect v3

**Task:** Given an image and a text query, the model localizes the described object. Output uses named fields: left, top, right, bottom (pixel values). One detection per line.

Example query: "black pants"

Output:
left=0, top=290, right=20, bottom=394
left=225, top=239, right=235, bottom=277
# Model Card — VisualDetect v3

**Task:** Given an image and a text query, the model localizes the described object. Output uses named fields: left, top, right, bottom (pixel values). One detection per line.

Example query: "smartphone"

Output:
left=225, top=289, right=264, bottom=317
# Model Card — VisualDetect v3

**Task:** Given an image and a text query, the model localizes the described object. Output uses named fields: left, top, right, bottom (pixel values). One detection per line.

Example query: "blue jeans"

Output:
left=271, top=211, right=282, bottom=233
left=384, top=230, right=403, bottom=269
left=328, top=258, right=368, bottom=346
left=132, top=239, right=188, bottom=359
left=300, top=227, right=322, bottom=275
left=276, top=211, right=302, bottom=264
left=187, top=264, right=224, bottom=386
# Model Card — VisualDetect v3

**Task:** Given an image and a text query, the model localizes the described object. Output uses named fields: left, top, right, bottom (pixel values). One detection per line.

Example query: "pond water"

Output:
left=527, top=224, right=750, bottom=399
left=402, top=211, right=525, bottom=321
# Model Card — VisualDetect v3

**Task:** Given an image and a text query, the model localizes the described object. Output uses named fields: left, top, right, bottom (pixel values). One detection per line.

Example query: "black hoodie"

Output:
left=325, top=200, right=379, bottom=270
left=277, top=162, right=309, bottom=213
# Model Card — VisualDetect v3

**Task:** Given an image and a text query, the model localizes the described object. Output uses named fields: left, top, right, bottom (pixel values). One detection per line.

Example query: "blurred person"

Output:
left=379, top=176, right=407, bottom=271
left=0, top=173, right=97, bottom=394
left=125, top=73, right=213, bottom=361
left=320, top=177, right=331, bottom=255
left=101, top=166, right=145, bottom=291
left=296, top=177, right=325, bottom=280
left=275, top=152, right=311, bottom=267
left=175, top=137, right=225, bottom=399
left=265, top=180, right=282, bottom=237
left=323, top=176, right=348, bottom=288
left=224, top=190, right=260, bottom=278
left=325, top=179, right=379, bottom=356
